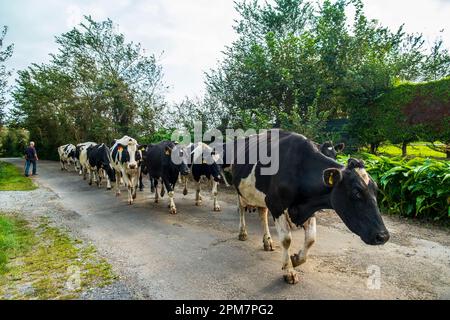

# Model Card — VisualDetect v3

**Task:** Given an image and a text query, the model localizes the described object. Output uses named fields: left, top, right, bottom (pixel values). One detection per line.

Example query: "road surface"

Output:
left=1, top=158, right=449, bottom=299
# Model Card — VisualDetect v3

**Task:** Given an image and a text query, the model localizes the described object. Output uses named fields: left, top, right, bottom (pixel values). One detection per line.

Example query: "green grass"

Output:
left=376, top=143, right=446, bottom=158
left=0, top=214, right=117, bottom=299
left=0, top=161, right=37, bottom=191
left=0, top=215, right=34, bottom=274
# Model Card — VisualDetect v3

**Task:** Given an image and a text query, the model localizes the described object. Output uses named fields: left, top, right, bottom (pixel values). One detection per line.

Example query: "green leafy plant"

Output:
left=338, top=154, right=450, bottom=220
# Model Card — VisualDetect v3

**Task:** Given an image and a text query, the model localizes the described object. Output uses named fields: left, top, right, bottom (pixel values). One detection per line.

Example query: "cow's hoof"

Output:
left=290, top=253, right=306, bottom=267
left=183, top=189, right=188, bottom=196
left=213, top=205, right=221, bottom=212
left=150, top=187, right=155, bottom=193
left=170, top=207, right=177, bottom=214
left=154, top=199, right=159, bottom=203
left=132, top=193, right=137, bottom=199
left=195, top=200, right=202, bottom=206
left=89, top=182, right=92, bottom=186
left=116, top=192, right=120, bottom=197
left=238, top=231, right=248, bottom=241
left=107, top=187, right=111, bottom=190
left=283, top=271, right=299, bottom=284
left=139, top=188, right=143, bottom=192
left=263, top=238, right=274, bottom=251
left=128, top=201, right=132, bottom=205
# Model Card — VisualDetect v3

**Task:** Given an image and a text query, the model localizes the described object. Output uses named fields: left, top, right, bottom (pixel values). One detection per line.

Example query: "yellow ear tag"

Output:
left=140, top=147, right=145, bottom=151
left=202, top=159, right=206, bottom=164
left=328, top=172, right=334, bottom=186
left=165, top=150, right=170, bottom=155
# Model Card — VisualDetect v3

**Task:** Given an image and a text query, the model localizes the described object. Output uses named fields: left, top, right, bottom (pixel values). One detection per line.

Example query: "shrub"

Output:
left=338, top=154, right=450, bottom=220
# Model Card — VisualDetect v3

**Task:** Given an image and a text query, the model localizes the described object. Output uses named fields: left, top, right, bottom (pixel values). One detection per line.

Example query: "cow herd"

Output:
left=57, top=130, right=389, bottom=284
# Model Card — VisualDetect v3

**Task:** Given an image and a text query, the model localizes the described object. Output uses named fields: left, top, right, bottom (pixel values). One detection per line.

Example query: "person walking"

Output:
left=24, top=141, right=38, bottom=177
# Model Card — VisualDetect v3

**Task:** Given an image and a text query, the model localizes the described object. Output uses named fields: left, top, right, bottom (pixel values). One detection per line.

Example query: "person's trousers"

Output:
left=25, top=160, right=37, bottom=176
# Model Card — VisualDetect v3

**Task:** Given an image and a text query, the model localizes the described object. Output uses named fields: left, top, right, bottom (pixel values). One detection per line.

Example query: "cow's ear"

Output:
left=323, top=168, right=342, bottom=187
left=165, top=146, right=172, bottom=156
left=334, top=143, right=345, bottom=152
left=138, top=144, right=147, bottom=151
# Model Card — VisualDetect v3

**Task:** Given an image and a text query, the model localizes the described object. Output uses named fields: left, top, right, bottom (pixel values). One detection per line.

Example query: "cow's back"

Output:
left=231, top=130, right=335, bottom=205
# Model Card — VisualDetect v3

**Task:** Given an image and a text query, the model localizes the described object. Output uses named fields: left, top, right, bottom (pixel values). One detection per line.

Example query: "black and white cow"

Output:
left=76, top=142, right=97, bottom=178
left=110, top=136, right=144, bottom=205
left=227, top=138, right=346, bottom=252
left=231, top=130, right=389, bottom=284
left=143, top=141, right=190, bottom=214
left=315, top=141, right=345, bottom=160
left=58, top=144, right=77, bottom=171
left=182, top=142, right=223, bottom=211
left=85, top=143, right=116, bottom=189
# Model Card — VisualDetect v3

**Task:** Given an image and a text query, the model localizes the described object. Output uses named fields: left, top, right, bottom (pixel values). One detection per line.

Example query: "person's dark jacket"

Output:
left=25, top=146, right=37, bottom=160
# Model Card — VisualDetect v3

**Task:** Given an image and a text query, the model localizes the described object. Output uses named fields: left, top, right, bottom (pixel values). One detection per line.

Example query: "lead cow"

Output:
left=231, top=130, right=389, bottom=284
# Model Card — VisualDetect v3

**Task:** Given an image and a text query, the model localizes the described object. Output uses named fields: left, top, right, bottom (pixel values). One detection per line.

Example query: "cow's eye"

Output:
left=353, top=188, right=363, bottom=199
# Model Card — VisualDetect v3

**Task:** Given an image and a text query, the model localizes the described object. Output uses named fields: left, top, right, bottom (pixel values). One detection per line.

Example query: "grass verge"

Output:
left=0, top=213, right=117, bottom=299
left=0, top=161, right=37, bottom=191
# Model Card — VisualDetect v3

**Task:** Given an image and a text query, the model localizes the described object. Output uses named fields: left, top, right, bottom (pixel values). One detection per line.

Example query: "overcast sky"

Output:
left=1, top=0, right=449, bottom=103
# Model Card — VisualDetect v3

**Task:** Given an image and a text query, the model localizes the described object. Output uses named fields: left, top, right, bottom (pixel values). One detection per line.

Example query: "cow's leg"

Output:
left=212, top=180, right=220, bottom=211
left=139, top=170, right=144, bottom=191
left=153, top=179, right=159, bottom=203
left=238, top=197, right=248, bottom=241
left=88, top=168, right=95, bottom=186
left=96, top=169, right=102, bottom=187
left=115, top=170, right=121, bottom=196
left=60, top=160, right=64, bottom=171
left=182, top=176, right=188, bottom=196
left=160, top=183, right=165, bottom=197
left=150, top=178, right=155, bottom=193
left=163, top=180, right=176, bottom=214
left=125, top=174, right=133, bottom=205
left=132, top=175, right=138, bottom=199
left=259, top=207, right=274, bottom=251
left=106, top=174, right=112, bottom=190
left=291, top=216, right=316, bottom=267
left=195, top=180, right=202, bottom=206
left=275, top=211, right=299, bottom=284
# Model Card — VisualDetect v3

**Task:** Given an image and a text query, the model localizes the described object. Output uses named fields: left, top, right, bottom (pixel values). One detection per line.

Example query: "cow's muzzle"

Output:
left=128, top=163, right=137, bottom=169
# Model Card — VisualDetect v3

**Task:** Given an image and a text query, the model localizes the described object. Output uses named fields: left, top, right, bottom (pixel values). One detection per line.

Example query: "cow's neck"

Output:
left=288, top=193, right=331, bottom=226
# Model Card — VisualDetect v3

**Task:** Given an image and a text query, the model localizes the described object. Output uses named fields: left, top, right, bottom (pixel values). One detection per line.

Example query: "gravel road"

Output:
left=1, top=158, right=449, bottom=299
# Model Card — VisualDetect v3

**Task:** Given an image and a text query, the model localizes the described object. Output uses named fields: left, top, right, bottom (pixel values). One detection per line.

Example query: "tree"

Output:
left=205, top=0, right=450, bottom=147
left=12, top=16, right=167, bottom=158
left=0, top=26, right=14, bottom=126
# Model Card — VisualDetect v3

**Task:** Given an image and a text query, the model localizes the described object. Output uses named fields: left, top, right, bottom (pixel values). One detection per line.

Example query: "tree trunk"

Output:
left=401, top=141, right=408, bottom=157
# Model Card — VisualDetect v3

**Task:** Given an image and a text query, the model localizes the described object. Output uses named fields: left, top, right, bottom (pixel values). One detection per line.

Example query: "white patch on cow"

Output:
left=355, top=168, right=370, bottom=185
left=237, top=165, right=267, bottom=208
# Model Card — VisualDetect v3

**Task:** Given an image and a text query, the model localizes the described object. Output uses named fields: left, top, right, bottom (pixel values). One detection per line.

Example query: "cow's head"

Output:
left=320, top=142, right=345, bottom=159
left=117, top=137, right=139, bottom=170
left=192, top=143, right=222, bottom=182
left=137, top=144, right=147, bottom=163
left=166, top=142, right=190, bottom=176
left=323, top=158, right=389, bottom=245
